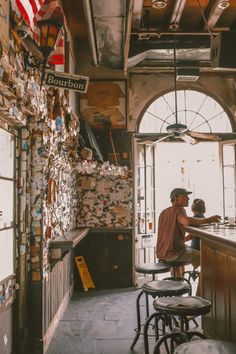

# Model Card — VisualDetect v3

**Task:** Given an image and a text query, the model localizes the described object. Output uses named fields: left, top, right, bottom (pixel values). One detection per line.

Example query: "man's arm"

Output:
left=185, top=233, right=193, bottom=242
left=178, top=214, right=221, bottom=227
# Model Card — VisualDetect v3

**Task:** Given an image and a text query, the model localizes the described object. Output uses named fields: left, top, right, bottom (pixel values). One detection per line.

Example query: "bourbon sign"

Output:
left=44, top=71, right=89, bottom=93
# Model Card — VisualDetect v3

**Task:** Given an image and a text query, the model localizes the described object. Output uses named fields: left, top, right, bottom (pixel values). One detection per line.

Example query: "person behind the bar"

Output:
left=156, top=188, right=221, bottom=278
left=185, top=198, right=206, bottom=251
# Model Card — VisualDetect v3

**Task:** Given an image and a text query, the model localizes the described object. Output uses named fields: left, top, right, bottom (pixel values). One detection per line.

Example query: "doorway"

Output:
left=134, top=89, right=235, bottom=283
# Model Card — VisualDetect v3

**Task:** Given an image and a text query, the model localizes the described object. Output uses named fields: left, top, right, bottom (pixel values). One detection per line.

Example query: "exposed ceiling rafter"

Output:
left=169, top=0, right=187, bottom=31
left=204, top=0, right=229, bottom=30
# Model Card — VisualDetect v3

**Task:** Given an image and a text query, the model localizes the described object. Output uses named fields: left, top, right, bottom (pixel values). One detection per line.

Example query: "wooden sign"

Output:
left=44, top=71, right=89, bottom=93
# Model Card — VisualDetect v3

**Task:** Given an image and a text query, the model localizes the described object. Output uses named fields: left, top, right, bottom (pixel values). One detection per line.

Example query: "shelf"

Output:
left=49, top=228, right=89, bottom=268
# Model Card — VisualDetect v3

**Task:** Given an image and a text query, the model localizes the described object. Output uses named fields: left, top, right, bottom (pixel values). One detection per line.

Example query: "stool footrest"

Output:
left=153, top=330, right=207, bottom=354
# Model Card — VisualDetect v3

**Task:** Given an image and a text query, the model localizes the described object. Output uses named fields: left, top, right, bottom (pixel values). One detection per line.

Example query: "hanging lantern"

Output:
left=38, top=18, right=63, bottom=60
left=37, top=14, right=63, bottom=86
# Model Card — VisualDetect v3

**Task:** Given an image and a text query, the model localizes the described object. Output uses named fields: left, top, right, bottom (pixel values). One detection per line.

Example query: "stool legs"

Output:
left=130, top=290, right=144, bottom=349
left=143, top=312, right=175, bottom=354
left=143, top=312, right=159, bottom=354
left=153, top=330, right=207, bottom=354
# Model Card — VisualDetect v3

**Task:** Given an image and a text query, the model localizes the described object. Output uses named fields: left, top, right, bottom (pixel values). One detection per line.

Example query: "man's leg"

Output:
left=185, top=247, right=200, bottom=295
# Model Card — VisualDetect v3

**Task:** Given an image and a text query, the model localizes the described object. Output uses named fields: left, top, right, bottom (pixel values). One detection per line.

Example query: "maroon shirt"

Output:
left=156, top=205, right=186, bottom=259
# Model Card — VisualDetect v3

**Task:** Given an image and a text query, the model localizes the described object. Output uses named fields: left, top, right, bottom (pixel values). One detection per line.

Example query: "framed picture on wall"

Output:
left=80, top=80, right=127, bottom=130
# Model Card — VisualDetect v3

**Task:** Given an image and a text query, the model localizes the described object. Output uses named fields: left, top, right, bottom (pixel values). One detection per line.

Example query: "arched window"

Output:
left=139, top=90, right=232, bottom=133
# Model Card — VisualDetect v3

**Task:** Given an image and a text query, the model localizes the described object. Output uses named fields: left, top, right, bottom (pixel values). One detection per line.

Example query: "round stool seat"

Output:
left=174, top=339, right=236, bottom=354
left=135, top=262, right=171, bottom=274
left=160, top=259, right=186, bottom=267
left=154, top=296, right=211, bottom=316
left=143, top=279, right=191, bottom=297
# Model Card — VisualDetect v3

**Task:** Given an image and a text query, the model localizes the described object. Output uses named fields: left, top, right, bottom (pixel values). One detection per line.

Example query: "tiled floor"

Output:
left=46, top=272, right=202, bottom=354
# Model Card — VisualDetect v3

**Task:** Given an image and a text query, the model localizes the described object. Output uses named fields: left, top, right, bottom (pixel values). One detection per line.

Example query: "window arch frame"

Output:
left=137, top=87, right=235, bottom=134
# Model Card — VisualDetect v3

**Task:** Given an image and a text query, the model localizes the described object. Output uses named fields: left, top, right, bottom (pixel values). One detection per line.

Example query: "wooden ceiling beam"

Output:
left=204, top=0, right=229, bottom=30
left=169, top=0, right=187, bottom=31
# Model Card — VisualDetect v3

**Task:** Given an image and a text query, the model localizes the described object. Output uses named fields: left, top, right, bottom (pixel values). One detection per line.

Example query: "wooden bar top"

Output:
left=185, top=223, right=236, bottom=343
left=185, top=224, right=236, bottom=248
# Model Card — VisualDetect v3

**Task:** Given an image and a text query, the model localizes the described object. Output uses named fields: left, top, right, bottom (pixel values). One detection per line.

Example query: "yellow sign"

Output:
left=75, top=256, right=95, bottom=291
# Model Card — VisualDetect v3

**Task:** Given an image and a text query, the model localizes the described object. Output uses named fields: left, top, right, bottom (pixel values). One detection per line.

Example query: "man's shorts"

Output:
left=159, top=246, right=200, bottom=269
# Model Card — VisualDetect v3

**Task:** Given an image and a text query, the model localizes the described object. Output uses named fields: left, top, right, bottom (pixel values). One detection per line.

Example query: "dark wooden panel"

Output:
left=229, top=254, right=236, bottom=341
left=201, top=239, right=236, bottom=344
left=201, top=242, right=214, bottom=337
left=214, top=249, right=228, bottom=340
left=43, top=252, right=72, bottom=333
left=30, top=251, right=72, bottom=353
left=75, top=231, right=133, bottom=289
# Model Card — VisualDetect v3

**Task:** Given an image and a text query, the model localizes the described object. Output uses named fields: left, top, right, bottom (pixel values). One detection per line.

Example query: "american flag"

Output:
left=15, top=0, right=64, bottom=65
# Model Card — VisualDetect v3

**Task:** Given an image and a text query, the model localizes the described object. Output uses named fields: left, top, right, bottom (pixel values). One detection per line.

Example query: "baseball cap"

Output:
left=170, top=188, right=192, bottom=199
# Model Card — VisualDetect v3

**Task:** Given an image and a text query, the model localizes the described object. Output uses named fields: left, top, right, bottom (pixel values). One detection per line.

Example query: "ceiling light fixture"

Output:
left=152, top=0, right=167, bottom=10
left=218, top=0, right=230, bottom=9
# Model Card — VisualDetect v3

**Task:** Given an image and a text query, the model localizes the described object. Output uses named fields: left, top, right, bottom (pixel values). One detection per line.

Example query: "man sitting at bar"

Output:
left=156, top=188, right=221, bottom=279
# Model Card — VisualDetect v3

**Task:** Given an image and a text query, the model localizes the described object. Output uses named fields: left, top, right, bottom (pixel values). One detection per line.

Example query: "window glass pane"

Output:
left=223, top=166, right=235, bottom=188
left=147, top=212, right=155, bottom=232
left=0, top=229, right=14, bottom=281
left=146, top=146, right=154, bottom=165
left=0, top=180, right=14, bottom=229
left=223, top=145, right=235, bottom=165
left=137, top=212, right=145, bottom=234
left=137, top=166, right=145, bottom=189
left=137, top=188, right=145, bottom=212
left=0, top=129, right=14, bottom=178
left=139, top=90, right=232, bottom=134
left=224, top=188, right=235, bottom=218
left=146, top=166, right=154, bottom=211
left=137, top=145, right=145, bottom=166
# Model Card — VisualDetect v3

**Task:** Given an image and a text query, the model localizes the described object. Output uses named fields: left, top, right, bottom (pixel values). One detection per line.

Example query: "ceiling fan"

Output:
left=138, top=37, right=222, bottom=146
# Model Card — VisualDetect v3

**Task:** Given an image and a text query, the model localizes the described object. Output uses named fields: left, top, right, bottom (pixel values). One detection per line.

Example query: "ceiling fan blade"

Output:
left=188, top=131, right=222, bottom=141
left=180, top=133, right=198, bottom=145
left=137, top=134, right=172, bottom=145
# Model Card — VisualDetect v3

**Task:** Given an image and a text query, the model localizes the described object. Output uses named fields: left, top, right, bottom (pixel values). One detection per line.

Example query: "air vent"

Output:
left=176, top=68, right=199, bottom=81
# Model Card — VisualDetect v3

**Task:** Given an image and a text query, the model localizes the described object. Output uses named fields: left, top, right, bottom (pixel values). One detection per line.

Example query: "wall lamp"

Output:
left=21, top=15, right=63, bottom=87
left=37, top=17, right=63, bottom=86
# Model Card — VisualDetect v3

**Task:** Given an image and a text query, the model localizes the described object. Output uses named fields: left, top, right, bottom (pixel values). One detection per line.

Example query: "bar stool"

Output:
left=174, top=339, right=236, bottom=354
left=183, top=269, right=200, bottom=282
left=130, top=277, right=191, bottom=351
left=150, top=296, right=211, bottom=354
left=160, top=259, right=187, bottom=278
left=135, top=262, right=172, bottom=281
left=134, top=262, right=171, bottom=318
left=162, top=259, right=200, bottom=327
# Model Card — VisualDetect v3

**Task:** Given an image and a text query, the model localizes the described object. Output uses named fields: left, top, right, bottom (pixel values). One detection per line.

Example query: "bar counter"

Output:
left=185, top=224, right=236, bottom=342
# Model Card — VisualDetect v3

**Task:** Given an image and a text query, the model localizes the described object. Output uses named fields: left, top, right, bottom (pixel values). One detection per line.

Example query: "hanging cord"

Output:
left=197, top=0, right=214, bottom=39
left=109, top=128, right=118, bottom=165
left=173, top=36, right=178, bottom=125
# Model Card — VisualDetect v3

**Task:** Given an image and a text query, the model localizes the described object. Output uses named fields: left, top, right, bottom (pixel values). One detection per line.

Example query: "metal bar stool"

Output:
left=173, top=339, right=236, bottom=354
left=150, top=296, right=211, bottom=354
left=134, top=262, right=172, bottom=318
left=161, top=259, right=200, bottom=327
left=130, top=276, right=191, bottom=351
left=160, top=259, right=188, bottom=278
left=130, top=262, right=171, bottom=350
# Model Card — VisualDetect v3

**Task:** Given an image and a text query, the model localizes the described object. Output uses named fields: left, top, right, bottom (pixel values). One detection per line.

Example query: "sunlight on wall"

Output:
left=156, top=142, right=223, bottom=218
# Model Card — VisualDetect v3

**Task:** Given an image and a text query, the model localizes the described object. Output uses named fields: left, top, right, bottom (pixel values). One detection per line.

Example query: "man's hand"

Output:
left=206, top=215, right=222, bottom=224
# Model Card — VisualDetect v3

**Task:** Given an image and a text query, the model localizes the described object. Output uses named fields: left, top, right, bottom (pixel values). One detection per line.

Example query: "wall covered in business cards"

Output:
left=75, top=162, right=133, bottom=228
